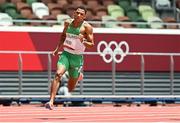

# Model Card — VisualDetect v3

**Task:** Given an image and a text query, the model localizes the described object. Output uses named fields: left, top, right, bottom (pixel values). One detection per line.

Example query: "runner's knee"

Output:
left=55, top=73, right=63, bottom=82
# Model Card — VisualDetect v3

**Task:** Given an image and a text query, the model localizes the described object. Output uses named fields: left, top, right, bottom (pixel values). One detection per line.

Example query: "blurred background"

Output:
left=0, top=0, right=179, bottom=28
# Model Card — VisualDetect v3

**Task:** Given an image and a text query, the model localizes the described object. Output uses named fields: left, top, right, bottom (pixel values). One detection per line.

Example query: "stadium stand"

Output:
left=71, top=0, right=84, bottom=7
left=41, top=0, right=54, bottom=5
left=85, top=0, right=100, bottom=8
left=32, top=2, right=49, bottom=19
left=56, top=0, right=68, bottom=8
left=10, top=0, right=23, bottom=4
left=85, top=6, right=94, bottom=20
left=90, top=16, right=102, bottom=27
left=118, top=0, right=132, bottom=11
left=107, top=4, right=124, bottom=18
left=117, top=16, right=136, bottom=28
left=42, top=15, right=56, bottom=26
left=102, top=15, right=119, bottom=28
left=155, top=0, right=171, bottom=9
left=47, top=3, right=63, bottom=17
left=163, top=16, right=178, bottom=29
left=56, top=13, right=70, bottom=25
left=26, top=0, right=38, bottom=6
left=16, top=2, right=32, bottom=18
left=102, top=0, right=115, bottom=7
left=0, top=0, right=178, bottom=28
left=0, top=12, right=13, bottom=26
left=0, top=0, right=6, bottom=5
left=94, top=6, right=108, bottom=19
left=64, top=4, right=76, bottom=18
left=147, top=16, right=164, bottom=29
left=126, top=7, right=140, bottom=21
left=177, top=0, right=180, bottom=8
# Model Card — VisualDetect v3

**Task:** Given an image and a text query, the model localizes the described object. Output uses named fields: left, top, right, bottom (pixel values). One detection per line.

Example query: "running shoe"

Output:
left=45, top=102, right=53, bottom=110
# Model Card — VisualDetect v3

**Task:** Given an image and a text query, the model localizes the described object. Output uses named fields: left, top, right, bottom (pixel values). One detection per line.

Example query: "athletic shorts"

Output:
left=57, top=51, right=83, bottom=78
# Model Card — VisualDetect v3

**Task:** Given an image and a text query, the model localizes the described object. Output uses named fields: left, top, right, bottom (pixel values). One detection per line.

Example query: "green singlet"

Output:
left=57, top=20, right=84, bottom=78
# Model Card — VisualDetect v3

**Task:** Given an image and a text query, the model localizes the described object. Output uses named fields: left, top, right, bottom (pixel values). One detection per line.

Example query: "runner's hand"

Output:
left=79, top=34, right=84, bottom=43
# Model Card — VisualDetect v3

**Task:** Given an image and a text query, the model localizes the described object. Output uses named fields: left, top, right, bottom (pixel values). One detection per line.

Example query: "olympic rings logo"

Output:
left=97, top=41, right=129, bottom=63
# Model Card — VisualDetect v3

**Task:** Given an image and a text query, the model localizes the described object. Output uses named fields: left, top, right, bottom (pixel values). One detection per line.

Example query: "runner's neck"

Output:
left=72, top=20, right=84, bottom=28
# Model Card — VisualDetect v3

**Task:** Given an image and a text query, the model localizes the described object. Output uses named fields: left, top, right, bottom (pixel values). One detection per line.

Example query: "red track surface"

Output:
left=0, top=104, right=180, bottom=122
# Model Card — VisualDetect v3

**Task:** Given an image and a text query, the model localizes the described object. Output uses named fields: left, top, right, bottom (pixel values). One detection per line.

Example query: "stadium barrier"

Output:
left=0, top=51, right=180, bottom=105
left=0, top=26, right=180, bottom=105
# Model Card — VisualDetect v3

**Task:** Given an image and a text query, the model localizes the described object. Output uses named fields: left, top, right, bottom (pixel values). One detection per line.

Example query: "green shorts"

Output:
left=57, top=51, right=83, bottom=78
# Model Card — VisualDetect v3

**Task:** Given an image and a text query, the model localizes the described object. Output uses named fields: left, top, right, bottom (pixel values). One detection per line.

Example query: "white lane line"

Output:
left=0, top=111, right=180, bottom=115
left=0, top=116, right=179, bottom=123
left=0, top=114, right=180, bottom=119
left=0, top=122, right=175, bottom=123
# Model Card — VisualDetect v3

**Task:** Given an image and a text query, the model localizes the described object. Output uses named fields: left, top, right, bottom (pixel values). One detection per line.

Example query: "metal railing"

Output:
left=2, top=19, right=180, bottom=28
left=0, top=51, right=180, bottom=97
left=128, top=52, right=180, bottom=95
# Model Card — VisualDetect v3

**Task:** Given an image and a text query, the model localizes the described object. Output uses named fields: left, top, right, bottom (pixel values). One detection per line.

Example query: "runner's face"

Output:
left=74, top=8, right=86, bottom=21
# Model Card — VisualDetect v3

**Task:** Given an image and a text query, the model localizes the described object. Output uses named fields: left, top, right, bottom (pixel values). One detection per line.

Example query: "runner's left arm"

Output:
left=83, top=24, right=94, bottom=48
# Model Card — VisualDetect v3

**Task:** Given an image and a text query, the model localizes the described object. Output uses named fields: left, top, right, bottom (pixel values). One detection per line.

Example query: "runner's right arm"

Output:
left=53, top=20, right=70, bottom=56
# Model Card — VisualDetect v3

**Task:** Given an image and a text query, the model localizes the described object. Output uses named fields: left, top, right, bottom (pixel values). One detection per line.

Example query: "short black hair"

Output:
left=76, top=6, right=87, bottom=14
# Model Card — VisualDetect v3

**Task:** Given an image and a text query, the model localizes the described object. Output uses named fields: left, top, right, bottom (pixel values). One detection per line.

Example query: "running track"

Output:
left=0, top=104, right=180, bottom=123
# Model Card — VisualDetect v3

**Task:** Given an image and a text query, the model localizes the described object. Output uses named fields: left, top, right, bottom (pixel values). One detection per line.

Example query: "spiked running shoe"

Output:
left=45, top=102, right=54, bottom=110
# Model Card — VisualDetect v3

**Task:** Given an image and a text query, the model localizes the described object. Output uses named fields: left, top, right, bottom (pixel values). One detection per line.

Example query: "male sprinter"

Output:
left=45, top=6, right=94, bottom=110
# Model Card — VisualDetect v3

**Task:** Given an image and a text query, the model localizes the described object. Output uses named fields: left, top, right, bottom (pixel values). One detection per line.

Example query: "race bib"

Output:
left=63, top=33, right=86, bottom=54
left=63, top=33, right=80, bottom=50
